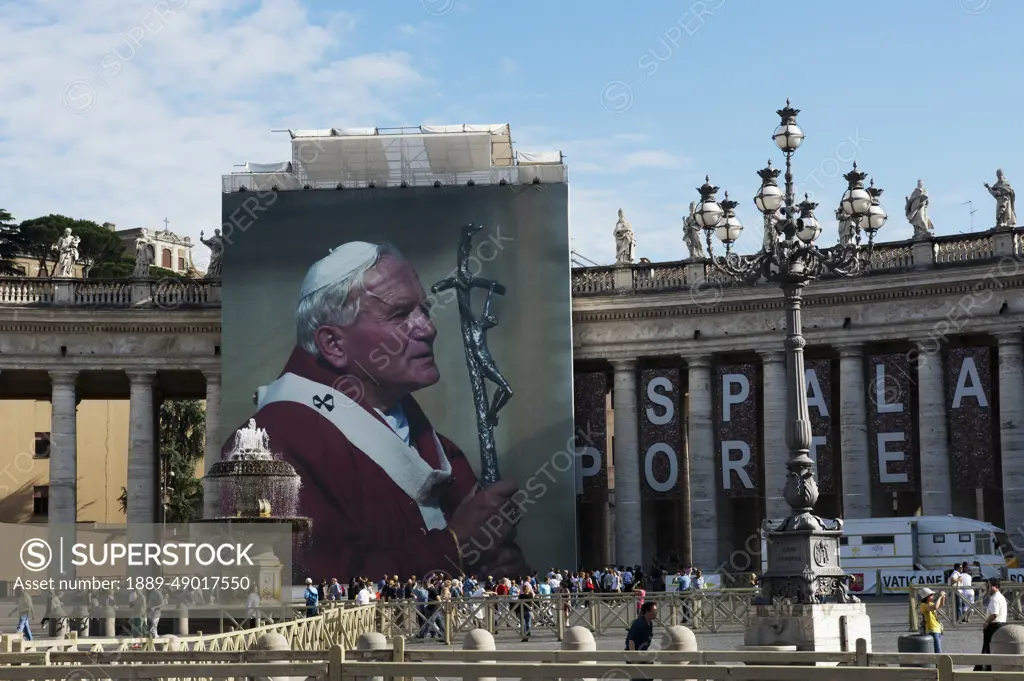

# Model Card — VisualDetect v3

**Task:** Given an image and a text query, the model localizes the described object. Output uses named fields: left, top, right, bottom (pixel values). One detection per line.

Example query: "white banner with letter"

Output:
left=879, top=569, right=946, bottom=594
left=1008, top=568, right=1024, bottom=583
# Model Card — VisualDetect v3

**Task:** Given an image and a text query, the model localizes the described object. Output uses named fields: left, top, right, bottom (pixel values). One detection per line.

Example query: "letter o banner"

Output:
left=644, top=443, right=678, bottom=493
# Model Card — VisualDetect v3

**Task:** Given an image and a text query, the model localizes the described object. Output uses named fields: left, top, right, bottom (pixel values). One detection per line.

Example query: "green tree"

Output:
left=90, top=254, right=136, bottom=279
left=0, top=208, right=20, bottom=274
left=15, top=215, right=124, bottom=277
left=87, top=257, right=189, bottom=280
left=119, top=399, right=206, bottom=522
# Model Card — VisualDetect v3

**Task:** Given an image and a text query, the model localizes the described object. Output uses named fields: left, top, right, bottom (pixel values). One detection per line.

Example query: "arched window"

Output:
left=162, top=248, right=172, bottom=268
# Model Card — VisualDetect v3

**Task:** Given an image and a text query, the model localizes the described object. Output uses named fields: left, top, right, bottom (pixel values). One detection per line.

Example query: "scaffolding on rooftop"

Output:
left=222, top=124, right=566, bottom=192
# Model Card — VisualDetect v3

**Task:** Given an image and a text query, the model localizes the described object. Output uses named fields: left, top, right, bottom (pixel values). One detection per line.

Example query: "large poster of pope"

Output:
left=219, top=184, right=575, bottom=582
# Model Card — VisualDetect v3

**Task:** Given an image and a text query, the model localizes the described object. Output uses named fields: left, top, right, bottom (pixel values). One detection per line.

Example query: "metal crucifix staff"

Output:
left=431, top=223, right=514, bottom=487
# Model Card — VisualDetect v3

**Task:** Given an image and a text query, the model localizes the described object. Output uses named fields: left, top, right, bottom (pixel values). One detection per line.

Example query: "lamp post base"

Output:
left=758, top=527, right=854, bottom=601
left=744, top=602, right=873, bottom=653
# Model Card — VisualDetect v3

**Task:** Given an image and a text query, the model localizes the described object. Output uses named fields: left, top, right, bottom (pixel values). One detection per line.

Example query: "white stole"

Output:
left=256, top=372, right=452, bottom=530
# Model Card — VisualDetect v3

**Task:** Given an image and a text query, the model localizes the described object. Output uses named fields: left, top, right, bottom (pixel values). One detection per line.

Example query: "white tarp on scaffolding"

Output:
left=422, top=132, right=493, bottom=175
left=244, top=161, right=292, bottom=173
left=421, top=125, right=512, bottom=167
left=516, top=150, right=562, bottom=165
left=420, top=124, right=508, bottom=135
left=333, top=127, right=377, bottom=136
left=289, top=129, right=333, bottom=138
left=293, top=132, right=498, bottom=185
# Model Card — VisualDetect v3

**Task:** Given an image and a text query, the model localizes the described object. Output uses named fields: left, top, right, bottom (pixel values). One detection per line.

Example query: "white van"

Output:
left=759, top=516, right=1016, bottom=578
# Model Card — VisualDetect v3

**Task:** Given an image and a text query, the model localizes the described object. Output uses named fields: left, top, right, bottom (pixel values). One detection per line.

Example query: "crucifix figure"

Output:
left=471, top=281, right=514, bottom=426
left=432, top=223, right=514, bottom=486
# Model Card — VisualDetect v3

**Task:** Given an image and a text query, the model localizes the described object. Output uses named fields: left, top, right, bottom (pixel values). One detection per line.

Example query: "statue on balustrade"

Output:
left=904, top=179, right=935, bottom=239
left=985, top=169, right=1017, bottom=228
left=133, top=232, right=156, bottom=279
left=836, top=208, right=857, bottom=247
left=613, top=208, right=636, bottom=265
left=200, top=229, right=224, bottom=278
left=54, top=228, right=80, bottom=278
left=683, top=201, right=705, bottom=259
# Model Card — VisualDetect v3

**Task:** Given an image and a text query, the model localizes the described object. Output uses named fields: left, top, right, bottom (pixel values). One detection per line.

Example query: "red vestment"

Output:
left=222, top=347, right=478, bottom=581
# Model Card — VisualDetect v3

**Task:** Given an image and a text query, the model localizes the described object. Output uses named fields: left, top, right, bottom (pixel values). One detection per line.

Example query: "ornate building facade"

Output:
left=574, top=227, right=1024, bottom=573
left=0, top=227, right=1021, bottom=576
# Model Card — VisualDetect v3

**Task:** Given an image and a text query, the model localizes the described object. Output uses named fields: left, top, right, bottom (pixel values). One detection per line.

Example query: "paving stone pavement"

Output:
left=406, top=599, right=992, bottom=656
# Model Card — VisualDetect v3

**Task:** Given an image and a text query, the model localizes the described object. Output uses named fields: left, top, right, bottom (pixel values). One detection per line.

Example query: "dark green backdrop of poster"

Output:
left=220, top=184, right=575, bottom=576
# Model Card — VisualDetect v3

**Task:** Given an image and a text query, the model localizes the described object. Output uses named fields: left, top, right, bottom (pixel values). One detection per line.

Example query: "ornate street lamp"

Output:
left=698, top=101, right=887, bottom=605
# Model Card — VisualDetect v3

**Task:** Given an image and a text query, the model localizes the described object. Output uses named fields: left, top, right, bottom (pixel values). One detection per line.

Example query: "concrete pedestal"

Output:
left=744, top=602, right=871, bottom=653
left=990, top=624, right=1024, bottom=672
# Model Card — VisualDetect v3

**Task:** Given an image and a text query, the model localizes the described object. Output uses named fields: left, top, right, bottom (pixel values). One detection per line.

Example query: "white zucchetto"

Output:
left=299, top=241, right=379, bottom=299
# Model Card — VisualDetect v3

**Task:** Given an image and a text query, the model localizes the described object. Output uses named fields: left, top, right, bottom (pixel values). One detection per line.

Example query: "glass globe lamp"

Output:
left=755, top=183, right=784, bottom=214
left=695, top=199, right=724, bottom=230
left=715, top=192, right=743, bottom=244
left=795, top=194, right=821, bottom=243
left=796, top=215, right=821, bottom=244
left=841, top=187, right=872, bottom=217
left=716, top=216, right=744, bottom=244
left=864, top=201, right=887, bottom=233
left=773, top=122, right=804, bottom=152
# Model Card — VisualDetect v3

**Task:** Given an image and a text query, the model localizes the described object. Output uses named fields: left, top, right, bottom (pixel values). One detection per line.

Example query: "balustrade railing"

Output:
left=0, top=278, right=54, bottom=304
left=73, top=279, right=132, bottom=306
left=570, top=226, right=1024, bottom=297
left=869, top=241, right=915, bottom=270
left=633, top=262, right=687, bottom=291
left=2, top=228, right=1021, bottom=307
left=934, top=232, right=995, bottom=264
left=571, top=266, right=615, bottom=294
left=0, top=277, right=220, bottom=308
left=152, top=278, right=210, bottom=307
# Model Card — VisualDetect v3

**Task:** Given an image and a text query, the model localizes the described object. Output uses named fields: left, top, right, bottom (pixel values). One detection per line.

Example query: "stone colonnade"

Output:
left=38, top=369, right=222, bottom=524
left=608, top=336, right=1024, bottom=570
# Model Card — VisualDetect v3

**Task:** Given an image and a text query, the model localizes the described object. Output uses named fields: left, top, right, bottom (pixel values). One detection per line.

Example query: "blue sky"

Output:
left=0, top=0, right=1020, bottom=267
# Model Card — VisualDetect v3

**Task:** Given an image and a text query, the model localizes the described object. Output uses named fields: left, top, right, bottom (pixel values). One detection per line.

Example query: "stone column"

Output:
left=49, top=371, right=79, bottom=525
left=838, top=346, right=871, bottom=519
left=202, top=371, right=222, bottom=519
left=759, top=351, right=788, bottom=520
left=610, top=359, right=641, bottom=566
left=685, top=355, right=717, bottom=569
left=996, top=333, right=1024, bottom=541
left=127, top=371, right=158, bottom=524
left=915, top=340, right=952, bottom=515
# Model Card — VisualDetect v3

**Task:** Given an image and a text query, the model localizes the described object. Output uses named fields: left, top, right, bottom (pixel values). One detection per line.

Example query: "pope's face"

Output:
left=321, top=255, right=439, bottom=404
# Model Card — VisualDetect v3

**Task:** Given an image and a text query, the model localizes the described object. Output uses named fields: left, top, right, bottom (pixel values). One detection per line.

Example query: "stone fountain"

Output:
left=202, top=419, right=311, bottom=597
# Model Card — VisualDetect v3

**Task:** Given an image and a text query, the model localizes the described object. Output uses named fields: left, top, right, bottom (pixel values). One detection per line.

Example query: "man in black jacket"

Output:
left=625, top=601, right=657, bottom=681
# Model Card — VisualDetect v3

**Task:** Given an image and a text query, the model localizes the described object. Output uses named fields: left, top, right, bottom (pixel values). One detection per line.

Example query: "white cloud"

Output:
left=620, top=150, right=683, bottom=171
left=0, top=1, right=716, bottom=275
left=500, top=56, right=518, bottom=75
left=0, top=0, right=429, bottom=262
left=548, top=135, right=690, bottom=175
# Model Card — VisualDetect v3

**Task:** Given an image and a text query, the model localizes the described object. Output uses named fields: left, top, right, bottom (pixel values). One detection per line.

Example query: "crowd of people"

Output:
left=303, top=564, right=713, bottom=603
left=300, top=565, right=713, bottom=642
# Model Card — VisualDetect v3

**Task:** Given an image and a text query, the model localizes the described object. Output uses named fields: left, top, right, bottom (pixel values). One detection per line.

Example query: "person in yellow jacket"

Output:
left=918, top=587, right=947, bottom=653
